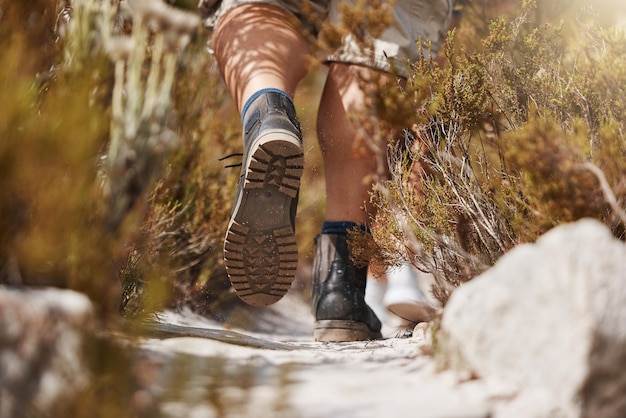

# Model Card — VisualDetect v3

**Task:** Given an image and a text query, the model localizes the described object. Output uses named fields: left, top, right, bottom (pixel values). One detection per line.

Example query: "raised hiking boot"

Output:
left=224, top=90, right=304, bottom=306
left=311, top=233, right=382, bottom=342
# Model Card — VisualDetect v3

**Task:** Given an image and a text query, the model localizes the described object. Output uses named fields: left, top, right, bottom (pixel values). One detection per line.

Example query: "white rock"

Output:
left=441, top=218, right=626, bottom=418
left=0, top=286, right=94, bottom=417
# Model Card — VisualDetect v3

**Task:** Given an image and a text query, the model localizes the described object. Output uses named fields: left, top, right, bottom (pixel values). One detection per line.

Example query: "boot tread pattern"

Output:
left=245, top=142, right=304, bottom=198
left=225, top=224, right=297, bottom=306
left=224, top=137, right=303, bottom=306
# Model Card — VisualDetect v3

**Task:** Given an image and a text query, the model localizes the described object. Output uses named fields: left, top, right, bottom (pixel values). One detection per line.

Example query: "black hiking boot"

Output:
left=311, top=233, right=382, bottom=342
left=224, top=90, right=304, bottom=306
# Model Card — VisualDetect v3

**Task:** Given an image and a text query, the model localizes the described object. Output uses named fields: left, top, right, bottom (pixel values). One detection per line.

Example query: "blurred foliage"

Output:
left=0, top=0, right=123, bottom=314
left=0, top=1, right=153, bottom=414
left=125, top=30, right=242, bottom=315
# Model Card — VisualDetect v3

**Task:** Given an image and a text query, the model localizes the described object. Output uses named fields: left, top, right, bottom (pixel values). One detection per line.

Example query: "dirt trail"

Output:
left=135, top=292, right=502, bottom=418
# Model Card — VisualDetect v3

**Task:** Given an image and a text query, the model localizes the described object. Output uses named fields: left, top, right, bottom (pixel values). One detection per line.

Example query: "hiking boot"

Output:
left=311, top=233, right=382, bottom=342
left=224, top=90, right=304, bottom=306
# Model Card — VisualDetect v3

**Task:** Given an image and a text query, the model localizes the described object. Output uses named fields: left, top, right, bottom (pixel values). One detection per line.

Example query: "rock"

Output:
left=0, top=286, right=94, bottom=417
left=441, top=218, right=626, bottom=418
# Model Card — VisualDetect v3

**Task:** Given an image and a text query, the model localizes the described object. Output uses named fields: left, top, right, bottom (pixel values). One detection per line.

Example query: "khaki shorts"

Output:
left=198, top=0, right=453, bottom=77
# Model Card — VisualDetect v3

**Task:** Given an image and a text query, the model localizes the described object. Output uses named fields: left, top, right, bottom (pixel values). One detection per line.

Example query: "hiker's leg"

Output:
left=212, top=3, right=311, bottom=111
left=211, top=3, right=309, bottom=306
left=310, top=0, right=452, bottom=340
left=317, top=63, right=385, bottom=224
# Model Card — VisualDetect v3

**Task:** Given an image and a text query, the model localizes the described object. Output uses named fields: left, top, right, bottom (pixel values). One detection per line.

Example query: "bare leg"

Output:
left=212, top=3, right=311, bottom=111
left=214, top=6, right=387, bottom=223
left=317, top=63, right=388, bottom=224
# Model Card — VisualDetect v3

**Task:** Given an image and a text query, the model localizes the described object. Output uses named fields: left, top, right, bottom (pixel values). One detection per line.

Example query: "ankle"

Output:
left=240, top=89, right=302, bottom=142
left=241, top=88, right=294, bottom=122
left=321, top=221, right=370, bottom=236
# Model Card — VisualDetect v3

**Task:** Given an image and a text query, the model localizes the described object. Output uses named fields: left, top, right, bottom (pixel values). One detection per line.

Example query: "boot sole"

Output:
left=314, top=320, right=383, bottom=342
left=386, top=301, right=435, bottom=324
left=224, top=129, right=304, bottom=306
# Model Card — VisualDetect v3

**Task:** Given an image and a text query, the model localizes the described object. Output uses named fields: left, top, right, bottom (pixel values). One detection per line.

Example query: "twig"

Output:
left=579, top=162, right=626, bottom=226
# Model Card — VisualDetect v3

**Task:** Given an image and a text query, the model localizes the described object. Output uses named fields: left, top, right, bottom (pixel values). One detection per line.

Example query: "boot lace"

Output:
left=218, top=152, right=243, bottom=169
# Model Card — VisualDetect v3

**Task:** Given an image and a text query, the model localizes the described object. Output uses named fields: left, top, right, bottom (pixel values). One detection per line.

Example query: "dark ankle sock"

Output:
left=321, top=221, right=370, bottom=236
left=241, top=88, right=294, bottom=123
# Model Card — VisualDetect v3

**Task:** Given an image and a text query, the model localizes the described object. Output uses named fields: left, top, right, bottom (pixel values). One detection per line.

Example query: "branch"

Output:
left=579, top=162, right=626, bottom=226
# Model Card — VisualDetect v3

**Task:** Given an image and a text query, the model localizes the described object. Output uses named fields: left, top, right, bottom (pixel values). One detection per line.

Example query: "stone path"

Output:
left=133, top=292, right=511, bottom=418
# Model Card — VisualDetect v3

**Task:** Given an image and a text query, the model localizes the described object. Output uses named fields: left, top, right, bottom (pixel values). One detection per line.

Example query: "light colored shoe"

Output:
left=383, top=264, right=436, bottom=324
left=364, top=276, right=388, bottom=324
left=366, top=276, right=416, bottom=332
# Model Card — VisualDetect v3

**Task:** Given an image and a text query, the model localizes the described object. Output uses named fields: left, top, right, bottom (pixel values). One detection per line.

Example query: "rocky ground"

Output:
left=133, top=292, right=509, bottom=418
left=124, top=219, right=626, bottom=418
left=3, top=219, right=625, bottom=418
